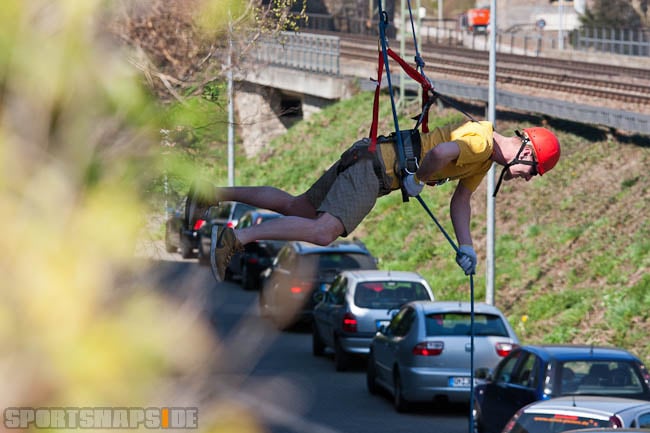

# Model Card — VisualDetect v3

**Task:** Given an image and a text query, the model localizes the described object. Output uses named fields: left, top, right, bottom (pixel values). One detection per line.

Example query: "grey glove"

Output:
left=456, top=245, right=477, bottom=275
left=403, top=174, right=424, bottom=197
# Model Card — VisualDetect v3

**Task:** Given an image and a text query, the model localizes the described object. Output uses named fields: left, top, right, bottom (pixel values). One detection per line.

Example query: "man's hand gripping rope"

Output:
left=456, top=245, right=477, bottom=276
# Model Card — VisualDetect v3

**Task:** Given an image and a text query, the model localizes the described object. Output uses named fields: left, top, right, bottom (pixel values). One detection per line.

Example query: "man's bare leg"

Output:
left=216, top=186, right=345, bottom=245
left=216, top=186, right=317, bottom=219
left=236, top=212, right=344, bottom=246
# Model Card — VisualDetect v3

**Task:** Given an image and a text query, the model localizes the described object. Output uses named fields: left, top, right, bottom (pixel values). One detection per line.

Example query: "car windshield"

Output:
left=509, top=412, right=609, bottom=433
left=354, top=281, right=431, bottom=309
left=424, top=313, right=509, bottom=337
left=559, top=360, right=645, bottom=395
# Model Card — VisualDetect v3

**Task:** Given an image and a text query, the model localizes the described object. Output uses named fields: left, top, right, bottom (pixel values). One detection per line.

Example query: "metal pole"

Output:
left=486, top=0, right=497, bottom=306
left=437, top=0, right=443, bottom=26
left=227, top=20, right=235, bottom=187
left=558, top=0, right=565, bottom=50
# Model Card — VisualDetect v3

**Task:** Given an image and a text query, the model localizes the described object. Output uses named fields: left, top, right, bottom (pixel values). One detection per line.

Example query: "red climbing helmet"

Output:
left=523, top=127, right=561, bottom=175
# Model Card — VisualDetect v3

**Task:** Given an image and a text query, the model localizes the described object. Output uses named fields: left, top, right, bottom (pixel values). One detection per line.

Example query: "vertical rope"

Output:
left=414, top=195, right=476, bottom=433
left=376, top=3, right=405, bottom=164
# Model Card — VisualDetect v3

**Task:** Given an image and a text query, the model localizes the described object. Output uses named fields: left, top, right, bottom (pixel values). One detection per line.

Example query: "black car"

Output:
left=197, top=201, right=256, bottom=268
left=226, top=209, right=286, bottom=290
left=474, top=344, right=650, bottom=433
left=164, top=182, right=213, bottom=258
left=259, top=239, right=379, bottom=329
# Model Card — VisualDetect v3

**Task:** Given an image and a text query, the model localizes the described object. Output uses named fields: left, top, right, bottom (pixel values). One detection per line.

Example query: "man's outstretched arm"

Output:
left=450, top=183, right=477, bottom=275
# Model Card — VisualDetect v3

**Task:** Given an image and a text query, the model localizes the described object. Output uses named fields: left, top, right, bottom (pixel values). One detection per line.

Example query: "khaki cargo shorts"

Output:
left=305, top=140, right=393, bottom=236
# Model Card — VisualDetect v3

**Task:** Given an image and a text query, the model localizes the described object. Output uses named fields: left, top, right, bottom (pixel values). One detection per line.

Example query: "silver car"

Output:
left=312, top=270, right=434, bottom=371
left=502, top=396, right=650, bottom=432
left=367, top=300, right=520, bottom=412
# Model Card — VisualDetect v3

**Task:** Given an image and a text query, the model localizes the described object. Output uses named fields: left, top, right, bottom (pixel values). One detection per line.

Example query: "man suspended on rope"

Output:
left=209, top=123, right=560, bottom=281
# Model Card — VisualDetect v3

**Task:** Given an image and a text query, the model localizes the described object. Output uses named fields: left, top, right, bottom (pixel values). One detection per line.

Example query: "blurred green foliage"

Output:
left=0, top=0, right=271, bottom=431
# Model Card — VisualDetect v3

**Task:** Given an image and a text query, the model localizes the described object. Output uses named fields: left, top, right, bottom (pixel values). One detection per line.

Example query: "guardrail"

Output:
left=254, top=31, right=340, bottom=76
left=430, top=79, right=650, bottom=136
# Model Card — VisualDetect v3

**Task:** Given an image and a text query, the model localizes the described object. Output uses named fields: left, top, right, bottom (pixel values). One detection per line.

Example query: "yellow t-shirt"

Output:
left=379, top=121, right=494, bottom=192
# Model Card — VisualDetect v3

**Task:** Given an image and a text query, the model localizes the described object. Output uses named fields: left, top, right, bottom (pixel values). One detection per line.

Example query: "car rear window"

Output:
left=424, top=313, right=509, bottom=337
left=233, top=204, right=256, bottom=220
left=316, top=253, right=376, bottom=270
left=354, top=281, right=431, bottom=308
left=559, top=360, right=645, bottom=395
left=508, top=412, right=609, bottom=433
left=293, top=252, right=377, bottom=278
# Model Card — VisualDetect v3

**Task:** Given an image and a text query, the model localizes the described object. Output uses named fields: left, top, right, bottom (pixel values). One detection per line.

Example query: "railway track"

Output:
left=334, top=33, right=650, bottom=109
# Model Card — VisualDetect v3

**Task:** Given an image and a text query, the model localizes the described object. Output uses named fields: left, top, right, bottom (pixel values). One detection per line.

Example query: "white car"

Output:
left=312, top=270, right=434, bottom=371
left=503, top=396, right=650, bottom=432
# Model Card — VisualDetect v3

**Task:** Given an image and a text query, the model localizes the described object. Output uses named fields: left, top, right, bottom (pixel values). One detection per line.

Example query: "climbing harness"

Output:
left=370, top=3, right=478, bottom=432
left=368, top=9, right=432, bottom=204
left=368, top=3, right=481, bottom=203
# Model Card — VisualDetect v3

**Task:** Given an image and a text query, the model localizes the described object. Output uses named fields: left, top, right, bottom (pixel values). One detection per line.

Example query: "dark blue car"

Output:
left=474, top=345, right=650, bottom=433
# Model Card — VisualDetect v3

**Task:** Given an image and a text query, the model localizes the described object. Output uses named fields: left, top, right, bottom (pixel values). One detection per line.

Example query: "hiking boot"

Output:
left=210, top=225, right=244, bottom=282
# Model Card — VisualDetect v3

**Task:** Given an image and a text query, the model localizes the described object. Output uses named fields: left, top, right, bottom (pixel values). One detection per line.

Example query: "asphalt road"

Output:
left=146, top=252, right=471, bottom=433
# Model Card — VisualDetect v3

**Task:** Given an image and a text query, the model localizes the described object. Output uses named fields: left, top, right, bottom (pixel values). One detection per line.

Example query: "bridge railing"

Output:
left=254, top=31, right=340, bottom=76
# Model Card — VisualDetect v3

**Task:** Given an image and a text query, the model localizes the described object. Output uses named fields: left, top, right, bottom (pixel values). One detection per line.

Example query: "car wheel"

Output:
left=197, top=246, right=209, bottom=266
left=241, top=262, right=256, bottom=291
left=366, top=352, right=379, bottom=395
left=179, top=235, right=194, bottom=259
left=312, top=323, right=325, bottom=357
left=393, top=369, right=410, bottom=413
left=334, top=337, right=350, bottom=372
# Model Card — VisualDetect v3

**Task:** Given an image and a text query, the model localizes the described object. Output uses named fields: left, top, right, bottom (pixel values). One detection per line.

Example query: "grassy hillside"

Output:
left=218, top=90, right=649, bottom=360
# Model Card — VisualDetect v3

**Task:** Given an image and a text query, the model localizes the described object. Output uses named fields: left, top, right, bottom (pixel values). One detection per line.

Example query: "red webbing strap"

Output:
left=385, top=48, right=432, bottom=133
left=386, top=48, right=430, bottom=90
left=369, top=50, right=384, bottom=153
left=368, top=47, right=434, bottom=151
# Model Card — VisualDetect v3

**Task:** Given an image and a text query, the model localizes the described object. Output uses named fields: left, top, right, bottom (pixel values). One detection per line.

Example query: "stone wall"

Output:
left=234, top=82, right=288, bottom=158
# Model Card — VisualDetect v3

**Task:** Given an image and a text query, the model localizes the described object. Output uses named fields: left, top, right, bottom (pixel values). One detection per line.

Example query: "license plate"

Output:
left=448, top=376, right=471, bottom=387
left=376, top=320, right=390, bottom=330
